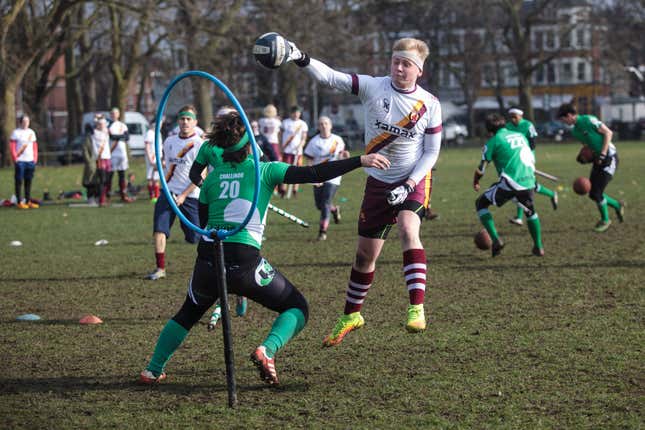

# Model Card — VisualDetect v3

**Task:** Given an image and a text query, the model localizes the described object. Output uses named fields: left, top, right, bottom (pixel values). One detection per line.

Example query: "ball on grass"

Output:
left=573, top=177, right=591, bottom=195
left=474, top=229, right=492, bottom=250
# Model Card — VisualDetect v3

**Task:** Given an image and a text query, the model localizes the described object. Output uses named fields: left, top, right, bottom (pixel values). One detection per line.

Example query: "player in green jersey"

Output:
left=139, top=112, right=390, bottom=386
left=505, top=107, right=558, bottom=226
left=473, top=113, right=545, bottom=257
left=557, top=103, right=625, bottom=232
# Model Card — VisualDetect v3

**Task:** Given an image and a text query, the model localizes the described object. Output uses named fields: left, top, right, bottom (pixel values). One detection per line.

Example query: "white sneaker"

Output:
left=509, top=217, right=523, bottom=226
left=145, top=268, right=166, bottom=280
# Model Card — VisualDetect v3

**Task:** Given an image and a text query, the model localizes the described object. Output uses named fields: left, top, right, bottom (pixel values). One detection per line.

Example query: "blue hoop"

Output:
left=154, top=70, right=261, bottom=240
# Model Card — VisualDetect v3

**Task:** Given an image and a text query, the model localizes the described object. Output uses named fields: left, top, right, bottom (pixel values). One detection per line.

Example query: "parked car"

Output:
left=537, top=120, right=569, bottom=140
left=82, top=111, right=149, bottom=156
left=54, top=134, right=85, bottom=165
left=442, top=121, right=468, bottom=144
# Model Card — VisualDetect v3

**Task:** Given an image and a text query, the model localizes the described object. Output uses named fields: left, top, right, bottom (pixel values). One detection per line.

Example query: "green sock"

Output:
left=146, top=319, right=189, bottom=376
left=262, top=308, right=306, bottom=358
left=597, top=199, right=610, bottom=222
left=536, top=183, right=555, bottom=198
left=516, top=206, right=524, bottom=221
left=478, top=209, right=499, bottom=241
left=527, top=214, right=543, bottom=249
left=603, top=193, right=621, bottom=210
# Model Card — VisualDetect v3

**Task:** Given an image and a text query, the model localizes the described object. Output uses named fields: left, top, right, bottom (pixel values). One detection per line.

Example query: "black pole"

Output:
left=214, top=238, right=237, bottom=408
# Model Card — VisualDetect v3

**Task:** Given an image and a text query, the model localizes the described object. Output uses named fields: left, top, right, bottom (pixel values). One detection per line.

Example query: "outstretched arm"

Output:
left=287, top=41, right=353, bottom=93
left=283, top=154, right=389, bottom=184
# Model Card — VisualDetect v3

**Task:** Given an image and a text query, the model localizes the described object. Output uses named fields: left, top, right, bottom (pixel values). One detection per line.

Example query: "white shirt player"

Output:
left=91, top=129, right=111, bottom=160
left=163, top=133, right=203, bottom=199
left=10, top=127, right=37, bottom=162
left=304, top=133, right=346, bottom=186
left=144, top=128, right=160, bottom=181
left=169, top=125, right=205, bottom=139
left=304, top=58, right=442, bottom=184
left=281, top=118, right=309, bottom=155
left=258, top=117, right=282, bottom=144
left=109, top=120, right=129, bottom=171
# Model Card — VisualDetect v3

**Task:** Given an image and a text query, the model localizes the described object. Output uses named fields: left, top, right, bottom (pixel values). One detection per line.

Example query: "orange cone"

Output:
left=79, top=314, right=103, bottom=324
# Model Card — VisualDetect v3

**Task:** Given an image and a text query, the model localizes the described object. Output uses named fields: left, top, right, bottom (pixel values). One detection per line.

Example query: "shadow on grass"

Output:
left=0, top=376, right=309, bottom=395
left=457, top=259, right=645, bottom=271
left=4, top=317, right=162, bottom=325
left=1, top=272, right=144, bottom=282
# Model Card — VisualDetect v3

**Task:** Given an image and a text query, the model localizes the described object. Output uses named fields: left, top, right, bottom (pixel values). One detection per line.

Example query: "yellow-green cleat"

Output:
left=406, top=304, right=426, bottom=333
left=594, top=220, right=611, bottom=233
left=322, top=312, right=365, bottom=347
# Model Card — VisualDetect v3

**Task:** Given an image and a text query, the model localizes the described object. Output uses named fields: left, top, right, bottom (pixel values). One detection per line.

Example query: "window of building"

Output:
left=533, top=30, right=544, bottom=50
left=545, top=30, right=556, bottom=50
left=547, top=63, right=556, bottom=84
left=561, top=62, right=573, bottom=83
left=576, top=61, right=588, bottom=82
left=535, top=64, right=545, bottom=85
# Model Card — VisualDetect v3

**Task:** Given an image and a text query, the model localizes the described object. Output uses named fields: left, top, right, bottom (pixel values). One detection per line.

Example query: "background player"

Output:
left=281, top=105, right=309, bottom=198
left=10, top=114, right=39, bottom=209
left=303, top=115, right=348, bottom=241
left=473, top=113, right=544, bottom=257
left=286, top=36, right=442, bottom=343
left=139, top=111, right=389, bottom=385
left=145, top=105, right=204, bottom=281
left=505, top=107, right=558, bottom=226
left=144, top=120, right=161, bottom=203
left=107, top=107, right=133, bottom=203
left=557, top=103, right=624, bottom=232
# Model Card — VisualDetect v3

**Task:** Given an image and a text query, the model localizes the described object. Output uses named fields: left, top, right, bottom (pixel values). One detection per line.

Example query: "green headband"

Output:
left=223, top=133, right=249, bottom=153
left=177, top=111, right=197, bottom=120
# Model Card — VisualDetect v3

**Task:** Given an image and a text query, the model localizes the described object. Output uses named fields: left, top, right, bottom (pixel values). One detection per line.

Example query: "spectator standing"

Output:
left=10, top=114, right=39, bottom=209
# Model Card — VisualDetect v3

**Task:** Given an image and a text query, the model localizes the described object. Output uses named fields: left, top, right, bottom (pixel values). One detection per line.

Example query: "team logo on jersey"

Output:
left=409, top=111, right=420, bottom=123
left=383, top=98, right=390, bottom=113
left=254, top=258, right=275, bottom=287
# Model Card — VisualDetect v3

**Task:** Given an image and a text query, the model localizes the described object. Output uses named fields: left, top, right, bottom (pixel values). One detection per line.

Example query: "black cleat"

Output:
left=332, top=206, right=341, bottom=224
left=551, top=192, right=558, bottom=210
left=616, top=201, right=625, bottom=223
left=492, top=239, right=505, bottom=257
left=532, top=246, right=545, bottom=257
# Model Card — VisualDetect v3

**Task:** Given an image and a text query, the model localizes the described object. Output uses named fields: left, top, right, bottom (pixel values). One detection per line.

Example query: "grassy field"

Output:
left=0, top=141, right=643, bottom=429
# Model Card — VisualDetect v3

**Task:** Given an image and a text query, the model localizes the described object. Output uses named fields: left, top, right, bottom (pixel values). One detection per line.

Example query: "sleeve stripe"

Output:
left=351, top=74, right=359, bottom=95
left=425, top=125, right=443, bottom=134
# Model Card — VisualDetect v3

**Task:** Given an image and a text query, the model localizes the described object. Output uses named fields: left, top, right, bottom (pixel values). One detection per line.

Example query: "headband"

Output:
left=392, top=50, right=424, bottom=71
left=223, top=133, right=249, bottom=153
left=178, top=111, right=197, bottom=120
left=508, top=108, right=523, bottom=116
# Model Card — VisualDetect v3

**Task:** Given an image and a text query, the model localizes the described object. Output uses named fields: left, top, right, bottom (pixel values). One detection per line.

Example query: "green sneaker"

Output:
left=322, top=312, right=365, bottom=347
left=406, top=304, right=426, bottom=333
left=594, top=220, right=612, bottom=233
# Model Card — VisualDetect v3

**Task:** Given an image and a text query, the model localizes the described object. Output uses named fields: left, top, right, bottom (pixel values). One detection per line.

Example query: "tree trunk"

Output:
left=2, top=82, right=17, bottom=167
left=193, top=79, right=213, bottom=129
left=518, top=74, right=535, bottom=121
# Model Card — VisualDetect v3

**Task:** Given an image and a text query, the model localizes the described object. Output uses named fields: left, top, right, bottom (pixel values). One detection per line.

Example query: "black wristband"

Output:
left=294, top=53, right=310, bottom=67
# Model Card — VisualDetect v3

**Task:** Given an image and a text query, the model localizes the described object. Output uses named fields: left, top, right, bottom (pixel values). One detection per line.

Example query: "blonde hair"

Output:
left=263, top=104, right=277, bottom=118
left=392, top=38, right=429, bottom=64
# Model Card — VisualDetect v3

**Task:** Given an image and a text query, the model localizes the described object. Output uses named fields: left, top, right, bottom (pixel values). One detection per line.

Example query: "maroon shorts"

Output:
left=282, top=153, right=301, bottom=166
left=97, top=158, right=112, bottom=172
left=270, top=143, right=282, bottom=161
left=358, top=173, right=432, bottom=239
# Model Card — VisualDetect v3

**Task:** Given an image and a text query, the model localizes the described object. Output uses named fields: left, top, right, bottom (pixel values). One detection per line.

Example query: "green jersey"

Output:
left=505, top=118, right=537, bottom=147
left=571, top=115, right=611, bottom=156
left=199, top=157, right=289, bottom=249
left=195, top=141, right=223, bottom=166
left=482, top=128, right=535, bottom=190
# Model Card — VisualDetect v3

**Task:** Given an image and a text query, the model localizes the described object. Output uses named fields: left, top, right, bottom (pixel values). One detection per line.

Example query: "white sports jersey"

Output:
left=258, top=117, right=281, bottom=144
left=10, top=128, right=37, bottom=162
left=163, top=133, right=203, bottom=198
left=144, top=128, right=160, bottom=180
left=109, top=120, right=129, bottom=170
left=304, top=133, right=346, bottom=186
left=305, top=58, right=442, bottom=184
left=92, top=129, right=111, bottom=160
left=169, top=125, right=205, bottom=138
left=281, top=118, right=309, bottom=155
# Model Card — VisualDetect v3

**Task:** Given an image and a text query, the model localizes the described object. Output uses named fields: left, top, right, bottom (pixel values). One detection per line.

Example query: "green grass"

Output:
left=0, top=142, right=643, bottom=429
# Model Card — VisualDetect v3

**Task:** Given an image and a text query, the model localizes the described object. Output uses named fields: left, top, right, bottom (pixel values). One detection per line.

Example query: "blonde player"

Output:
left=303, top=116, right=348, bottom=240
left=145, top=105, right=205, bottom=281
left=10, top=115, right=39, bottom=209
left=108, top=107, right=133, bottom=202
left=91, top=115, right=112, bottom=206
left=281, top=106, right=309, bottom=197
left=259, top=104, right=282, bottom=161
left=286, top=37, right=442, bottom=344
left=144, top=122, right=161, bottom=203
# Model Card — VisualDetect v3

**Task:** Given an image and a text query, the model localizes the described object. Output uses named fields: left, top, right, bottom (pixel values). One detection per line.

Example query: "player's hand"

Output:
left=360, top=153, right=390, bottom=170
left=473, top=181, right=480, bottom=192
left=174, top=193, right=186, bottom=206
left=595, top=153, right=610, bottom=167
left=473, top=170, right=483, bottom=191
left=386, top=183, right=414, bottom=206
left=286, top=41, right=304, bottom=62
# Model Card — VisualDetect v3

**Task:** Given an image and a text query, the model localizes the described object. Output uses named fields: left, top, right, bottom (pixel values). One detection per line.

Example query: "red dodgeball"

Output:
left=577, top=146, right=594, bottom=164
left=573, top=177, right=591, bottom=195
left=474, top=229, right=492, bottom=250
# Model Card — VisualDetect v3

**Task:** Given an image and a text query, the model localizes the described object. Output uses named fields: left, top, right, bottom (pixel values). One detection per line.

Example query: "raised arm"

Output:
left=283, top=154, right=389, bottom=184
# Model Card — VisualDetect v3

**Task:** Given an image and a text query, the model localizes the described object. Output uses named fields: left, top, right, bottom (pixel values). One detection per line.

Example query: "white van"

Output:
left=82, top=111, right=149, bottom=156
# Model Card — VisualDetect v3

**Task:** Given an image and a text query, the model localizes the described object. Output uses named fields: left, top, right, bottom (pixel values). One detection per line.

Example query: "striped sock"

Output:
left=344, top=268, right=374, bottom=314
left=403, top=249, right=426, bottom=305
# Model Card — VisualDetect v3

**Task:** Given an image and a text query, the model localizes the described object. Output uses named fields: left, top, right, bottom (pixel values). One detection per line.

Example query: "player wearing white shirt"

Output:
left=90, top=115, right=112, bottom=206
left=287, top=36, right=442, bottom=342
left=10, top=115, right=39, bottom=208
left=146, top=106, right=205, bottom=281
left=304, top=116, right=349, bottom=240
left=259, top=104, right=282, bottom=161
left=107, top=108, right=133, bottom=202
left=144, top=125, right=161, bottom=202
left=280, top=106, right=309, bottom=198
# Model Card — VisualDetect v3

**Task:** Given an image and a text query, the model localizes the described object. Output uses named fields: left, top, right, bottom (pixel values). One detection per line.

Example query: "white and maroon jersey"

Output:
left=108, top=120, right=129, bottom=160
left=304, top=133, right=346, bottom=185
left=10, top=127, right=37, bottom=162
left=144, top=128, right=161, bottom=180
left=305, top=58, right=442, bottom=184
left=281, top=118, right=309, bottom=155
left=258, top=117, right=282, bottom=144
left=163, top=133, right=203, bottom=198
left=92, top=129, right=111, bottom=160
